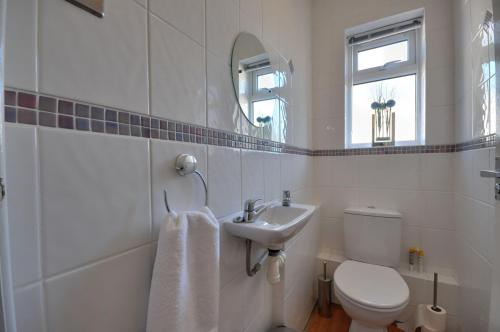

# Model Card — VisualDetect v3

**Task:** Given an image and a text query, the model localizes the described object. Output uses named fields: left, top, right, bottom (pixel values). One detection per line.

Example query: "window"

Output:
left=346, top=18, right=424, bottom=148
left=248, top=67, right=280, bottom=126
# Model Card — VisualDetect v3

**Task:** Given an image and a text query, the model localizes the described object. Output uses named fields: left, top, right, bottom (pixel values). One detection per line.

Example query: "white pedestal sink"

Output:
left=224, top=202, right=316, bottom=248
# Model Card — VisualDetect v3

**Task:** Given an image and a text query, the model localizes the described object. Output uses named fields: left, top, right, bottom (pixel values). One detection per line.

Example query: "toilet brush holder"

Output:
left=318, top=261, right=332, bottom=318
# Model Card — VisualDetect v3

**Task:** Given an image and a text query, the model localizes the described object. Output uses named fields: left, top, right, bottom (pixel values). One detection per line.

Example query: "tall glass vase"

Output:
left=373, top=108, right=394, bottom=146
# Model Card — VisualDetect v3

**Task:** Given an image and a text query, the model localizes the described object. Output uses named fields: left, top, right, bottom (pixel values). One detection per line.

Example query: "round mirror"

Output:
left=231, top=33, right=278, bottom=128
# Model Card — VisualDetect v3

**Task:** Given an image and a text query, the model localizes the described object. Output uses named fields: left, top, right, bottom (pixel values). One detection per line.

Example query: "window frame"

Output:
left=248, top=67, right=278, bottom=125
left=345, top=28, right=423, bottom=148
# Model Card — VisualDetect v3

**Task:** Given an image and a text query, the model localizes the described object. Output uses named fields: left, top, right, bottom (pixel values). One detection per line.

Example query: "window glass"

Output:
left=357, top=40, right=409, bottom=71
left=257, top=73, right=277, bottom=91
left=351, top=75, right=416, bottom=144
left=252, top=99, right=277, bottom=125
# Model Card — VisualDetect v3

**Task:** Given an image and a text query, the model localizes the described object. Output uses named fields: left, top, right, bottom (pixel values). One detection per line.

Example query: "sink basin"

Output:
left=224, top=202, right=316, bottom=247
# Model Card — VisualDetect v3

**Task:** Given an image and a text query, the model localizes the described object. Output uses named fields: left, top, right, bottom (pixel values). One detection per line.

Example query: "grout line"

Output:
left=43, top=242, right=153, bottom=283
left=34, top=126, right=49, bottom=332
left=149, top=11, right=204, bottom=49
left=146, top=0, right=152, bottom=117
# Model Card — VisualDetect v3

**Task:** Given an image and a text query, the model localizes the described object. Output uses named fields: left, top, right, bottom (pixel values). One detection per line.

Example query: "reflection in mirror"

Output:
left=231, top=33, right=281, bottom=128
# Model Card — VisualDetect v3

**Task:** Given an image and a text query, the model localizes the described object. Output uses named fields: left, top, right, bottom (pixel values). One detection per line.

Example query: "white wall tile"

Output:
left=219, top=274, right=245, bottom=332
left=150, top=14, right=206, bottom=126
left=314, top=156, right=359, bottom=188
left=208, top=146, right=242, bottom=218
left=426, top=27, right=454, bottom=70
left=39, top=129, right=151, bottom=276
left=284, top=154, right=312, bottom=193
left=426, top=66, right=454, bottom=108
left=264, top=152, right=282, bottom=202
left=241, top=150, right=265, bottom=202
left=150, top=140, right=207, bottom=237
left=401, top=225, right=421, bottom=268
left=261, top=0, right=282, bottom=55
left=312, top=116, right=344, bottom=150
left=218, top=217, right=245, bottom=287
left=421, top=228, right=456, bottom=273
left=38, top=0, right=148, bottom=113
left=239, top=0, right=263, bottom=39
left=457, top=240, right=492, bottom=332
left=471, top=148, right=494, bottom=204
left=313, top=157, right=331, bottom=187
left=420, top=153, right=454, bottom=192
left=462, top=198, right=495, bottom=264
left=14, top=283, right=46, bottom=332
left=317, top=187, right=358, bottom=219
left=243, top=297, right=273, bottom=332
left=421, top=191, right=455, bottom=230
left=5, top=0, right=37, bottom=90
left=5, top=125, right=41, bottom=286
left=206, top=0, right=239, bottom=65
left=149, top=0, right=205, bottom=45
left=426, top=106, right=455, bottom=145
left=207, top=53, right=240, bottom=133
left=357, top=155, right=420, bottom=190
left=44, top=245, right=152, bottom=332
left=319, top=217, right=344, bottom=255
left=241, top=264, right=273, bottom=328
left=358, top=188, right=423, bottom=227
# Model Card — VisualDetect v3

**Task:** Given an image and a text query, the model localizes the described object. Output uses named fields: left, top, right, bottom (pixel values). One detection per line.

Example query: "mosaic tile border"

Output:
left=313, top=134, right=496, bottom=156
left=4, top=88, right=308, bottom=155
left=3, top=88, right=495, bottom=156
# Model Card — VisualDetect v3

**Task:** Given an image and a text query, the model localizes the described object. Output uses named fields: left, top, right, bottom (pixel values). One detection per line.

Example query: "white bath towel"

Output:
left=146, top=207, right=220, bottom=332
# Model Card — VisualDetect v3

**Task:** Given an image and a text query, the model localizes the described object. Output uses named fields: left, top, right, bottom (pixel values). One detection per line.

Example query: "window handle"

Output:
left=480, top=170, right=500, bottom=178
left=379, top=60, right=402, bottom=70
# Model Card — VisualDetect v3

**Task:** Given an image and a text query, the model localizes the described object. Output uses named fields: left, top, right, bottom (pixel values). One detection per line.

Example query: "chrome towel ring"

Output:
left=163, top=154, right=208, bottom=213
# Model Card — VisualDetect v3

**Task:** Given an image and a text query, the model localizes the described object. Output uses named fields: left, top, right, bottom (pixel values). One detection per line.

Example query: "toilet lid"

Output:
left=334, top=260, right=409, bottom=310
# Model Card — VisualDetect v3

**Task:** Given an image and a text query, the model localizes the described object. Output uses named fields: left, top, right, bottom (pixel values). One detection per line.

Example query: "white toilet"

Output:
left=334, top=207, right=409, bottom=332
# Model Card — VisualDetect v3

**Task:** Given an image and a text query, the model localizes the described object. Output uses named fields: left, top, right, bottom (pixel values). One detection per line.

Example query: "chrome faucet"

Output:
left=243, top=198, right=267, bottom=222
left=282, top=190, right=291, bottom=206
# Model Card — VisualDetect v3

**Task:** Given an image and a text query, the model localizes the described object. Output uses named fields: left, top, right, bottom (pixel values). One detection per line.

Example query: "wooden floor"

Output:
left=305, top=304, right=403, bottom=332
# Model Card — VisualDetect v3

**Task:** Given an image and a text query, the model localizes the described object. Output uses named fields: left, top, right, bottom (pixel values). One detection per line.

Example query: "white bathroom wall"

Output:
left=5, top=122, right=315, bottom=332
left=3, top=0, right=315, bottom=331
left=311, top=0, right=455, bottom=149
left=453, top=0, right=497, bottom=331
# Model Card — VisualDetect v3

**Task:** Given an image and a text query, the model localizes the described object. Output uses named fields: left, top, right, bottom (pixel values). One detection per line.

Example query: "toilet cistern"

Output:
left=334, top=207, right=409, bottom=332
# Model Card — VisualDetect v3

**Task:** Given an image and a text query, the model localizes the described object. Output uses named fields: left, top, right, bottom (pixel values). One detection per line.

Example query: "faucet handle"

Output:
left=282, top=190, right=291, bottom=206
left=244, top=198, right=262, bottom=211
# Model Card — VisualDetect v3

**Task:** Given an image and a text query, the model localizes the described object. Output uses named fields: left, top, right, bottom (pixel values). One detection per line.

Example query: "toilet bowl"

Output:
left=334, top=260, right=409, bottom=332
left=336, top=207, right=409, bottom=332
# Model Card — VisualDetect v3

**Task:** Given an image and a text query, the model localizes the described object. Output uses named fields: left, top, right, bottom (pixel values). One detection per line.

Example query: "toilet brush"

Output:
left=431, top=273, right=441, bottom=312
left=318, top=261, right=332, bottom=318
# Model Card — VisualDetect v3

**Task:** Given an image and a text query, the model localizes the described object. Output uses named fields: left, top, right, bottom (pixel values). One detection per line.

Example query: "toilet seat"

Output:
left=334, top=260, right=409, bottom=312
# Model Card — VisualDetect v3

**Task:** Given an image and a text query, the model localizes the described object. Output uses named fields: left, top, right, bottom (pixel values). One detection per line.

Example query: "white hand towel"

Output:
left=147, top=207, right=220, bottom=332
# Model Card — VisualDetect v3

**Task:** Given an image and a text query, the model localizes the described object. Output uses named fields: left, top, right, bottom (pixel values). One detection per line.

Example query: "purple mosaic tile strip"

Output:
left=4, top=88, right=496, bottom=156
